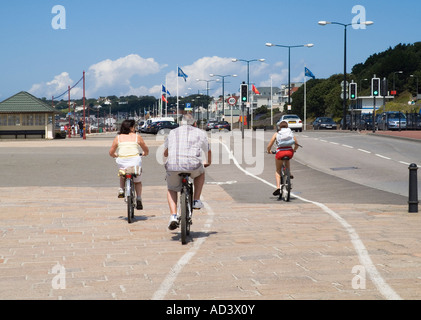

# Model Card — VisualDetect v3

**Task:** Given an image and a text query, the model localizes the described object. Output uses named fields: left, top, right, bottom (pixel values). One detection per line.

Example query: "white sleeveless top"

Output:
left=117, top=134, right=141, bottom=158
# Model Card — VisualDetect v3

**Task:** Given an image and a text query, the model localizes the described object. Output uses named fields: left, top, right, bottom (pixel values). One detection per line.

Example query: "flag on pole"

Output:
left=178, top=67, right=188, bottom=82
left=162, top=94, right=168, bottom=103
left=252, top=84, right=260, bottom=95
left=305, top=67, right=316, bottom=79
left=162, top=85, right=171, bottom=96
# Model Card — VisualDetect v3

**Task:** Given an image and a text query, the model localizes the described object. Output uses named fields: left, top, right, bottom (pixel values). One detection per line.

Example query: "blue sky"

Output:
left=0, top=0, right=420, bottom=101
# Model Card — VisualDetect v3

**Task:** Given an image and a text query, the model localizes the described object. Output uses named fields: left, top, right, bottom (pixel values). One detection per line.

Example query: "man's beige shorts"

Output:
left=166, top=166, right=205, bottom=192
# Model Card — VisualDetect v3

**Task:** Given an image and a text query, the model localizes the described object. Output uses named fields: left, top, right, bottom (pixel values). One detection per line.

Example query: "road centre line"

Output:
left=342, top=144, right=354, bottom=148
left=358, top=148, right=371, bottom=154
left=152, top=198, right=215, bottom=300
left=218, top=140, right=402, bottom=300
left=375, top=154, right=391, bottom=160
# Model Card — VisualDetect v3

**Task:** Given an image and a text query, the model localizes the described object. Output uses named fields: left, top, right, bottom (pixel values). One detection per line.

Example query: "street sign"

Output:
left=341, top=81, right=349, bottom=89
left=185, top=103, right=192, bottom=111
left=227, top=96, right=237, bottom=106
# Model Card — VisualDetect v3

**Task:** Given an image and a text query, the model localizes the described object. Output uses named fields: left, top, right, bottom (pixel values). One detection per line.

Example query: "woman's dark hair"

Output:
left=119, top=119, right=136, bottom=135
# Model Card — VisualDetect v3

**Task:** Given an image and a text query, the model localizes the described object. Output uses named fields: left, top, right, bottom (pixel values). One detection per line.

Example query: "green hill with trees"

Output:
left=290, top=42, right=421, bottom=122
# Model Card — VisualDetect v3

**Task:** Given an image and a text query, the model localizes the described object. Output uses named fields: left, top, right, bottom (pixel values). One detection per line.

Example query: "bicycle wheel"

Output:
left=281, top=166, right=291, bottom=202
left=126, top=178, right=135, bottom=224
left=180, top=186, right=188, bottom=244
left=186, top=183, right=193, bottom=236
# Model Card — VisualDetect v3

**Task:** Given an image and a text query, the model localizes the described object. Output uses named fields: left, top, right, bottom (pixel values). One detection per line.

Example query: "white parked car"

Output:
left=277, top=114, right=303, bottom=132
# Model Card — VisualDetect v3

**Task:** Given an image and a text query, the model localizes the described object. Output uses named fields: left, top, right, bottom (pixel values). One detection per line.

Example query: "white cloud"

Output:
left=29, top=72, right=82, bottom=99
left=163, top=56, right=243, bottom=97
left=29, top=54, right=166, bottom=99
left=87, top=54, right=165, bottom=95
left=28, top=54, right=291, bottom=100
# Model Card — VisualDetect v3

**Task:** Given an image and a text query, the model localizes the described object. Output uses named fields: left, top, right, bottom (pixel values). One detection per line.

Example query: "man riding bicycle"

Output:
left=267, top=121, right=299, bottom=196
left=163, top=114, right=211, bottom=230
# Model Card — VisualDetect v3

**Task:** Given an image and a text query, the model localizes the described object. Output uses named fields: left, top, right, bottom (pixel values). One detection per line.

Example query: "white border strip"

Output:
left=152, top=199, right=215, bottom=300
left=219, top=141, right=402, bottom=300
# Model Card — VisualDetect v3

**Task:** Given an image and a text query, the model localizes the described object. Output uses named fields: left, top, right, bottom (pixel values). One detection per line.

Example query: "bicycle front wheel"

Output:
left=126, top=178, right=135, bottom=223
left=180, top=186, right=188, bottom=244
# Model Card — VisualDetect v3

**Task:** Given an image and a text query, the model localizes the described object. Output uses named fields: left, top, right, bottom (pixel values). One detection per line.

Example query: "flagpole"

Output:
left=304, top=66, right=307, bottom=131
left=271, top=77, right=273, bottom=126
left=165, top=78, right=168, bottom=117
left=176, top=66, right=179, bottom=123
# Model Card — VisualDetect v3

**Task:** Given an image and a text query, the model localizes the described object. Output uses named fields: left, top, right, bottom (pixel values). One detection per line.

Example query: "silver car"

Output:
left=277, top=114, right=303, bottom=132
left=377, top=112, right=406, bottom=130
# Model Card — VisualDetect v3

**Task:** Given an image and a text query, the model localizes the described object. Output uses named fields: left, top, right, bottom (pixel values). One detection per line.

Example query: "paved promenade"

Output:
left=1, top=132, right=421, bottom=301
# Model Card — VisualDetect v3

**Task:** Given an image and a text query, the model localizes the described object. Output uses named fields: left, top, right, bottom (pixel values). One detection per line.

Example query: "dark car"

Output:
left=149, top=121, right=179, bottom=134
left=205, top=120, right=218, bottom=131
left=406, top=113, right=421, bottom=130
left=215, top=121, right=231, bottom=131
left=312, top=117, right=337, bottom=130
left=360, top=113, right=375, bottom=130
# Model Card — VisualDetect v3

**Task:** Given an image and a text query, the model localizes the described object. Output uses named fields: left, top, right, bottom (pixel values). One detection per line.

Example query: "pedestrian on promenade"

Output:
left=78, top=120, right=84, bottom=138
left=109, top=119, right=149, bottom=209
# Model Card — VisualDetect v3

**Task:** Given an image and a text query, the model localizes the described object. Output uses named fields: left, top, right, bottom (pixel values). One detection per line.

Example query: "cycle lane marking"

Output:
left=219, top=139, right=403, bottom=301
left=151, top=198, right=215, bottom=300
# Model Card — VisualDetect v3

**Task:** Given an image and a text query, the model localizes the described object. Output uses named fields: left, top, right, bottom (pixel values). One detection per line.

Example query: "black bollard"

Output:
left=408, top=163, right=419, bottom=213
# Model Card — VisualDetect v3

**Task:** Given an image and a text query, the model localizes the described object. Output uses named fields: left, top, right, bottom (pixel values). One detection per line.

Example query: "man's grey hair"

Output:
left=181, top=113, right=196, bottom=126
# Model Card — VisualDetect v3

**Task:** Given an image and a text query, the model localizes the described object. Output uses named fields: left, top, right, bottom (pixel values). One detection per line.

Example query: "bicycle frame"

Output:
left=118, top=166, right=140, bottom=224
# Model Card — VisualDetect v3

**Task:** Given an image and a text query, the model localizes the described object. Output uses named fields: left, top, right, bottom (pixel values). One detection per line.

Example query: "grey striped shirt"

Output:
left=164, top=125, right=209, bottom=171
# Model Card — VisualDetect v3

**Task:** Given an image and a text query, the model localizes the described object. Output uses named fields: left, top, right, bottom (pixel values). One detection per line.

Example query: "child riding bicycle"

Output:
left=266, top=121, right=299, bottom=196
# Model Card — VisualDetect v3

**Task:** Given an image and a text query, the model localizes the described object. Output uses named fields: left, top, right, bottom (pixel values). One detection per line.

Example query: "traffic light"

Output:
left=349, top=83, right=357, bottom=100
left=381, top=77, right=388, bottom=96
left=240, top=84, right=248, bottom=103
left=372, top=78, right=380, bottom=96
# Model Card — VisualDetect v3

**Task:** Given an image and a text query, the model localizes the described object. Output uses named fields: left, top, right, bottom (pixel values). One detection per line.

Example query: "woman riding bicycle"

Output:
left=267, top=121, right=299, bottom=196
left=109, top=119, right=149, bottom=209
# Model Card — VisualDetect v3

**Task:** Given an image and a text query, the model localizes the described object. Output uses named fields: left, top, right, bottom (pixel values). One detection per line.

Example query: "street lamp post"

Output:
left=410, top=74, right=419, bottom=99
left=266, top=43, right=313, bottom=110
left=196, top=78, right=219, bottom=120
left=318, top=20, right=373, bottom=130
left=232, top=58, right=265, bottom=127
left=393, top=71, right=403, bottom=93
left=209, top=74, right=237, bottom=120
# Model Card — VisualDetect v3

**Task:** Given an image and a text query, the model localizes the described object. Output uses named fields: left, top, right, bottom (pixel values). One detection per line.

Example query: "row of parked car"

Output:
left=340, top=111, right=421, bottom=131
left=138, top=117, right=179, bottom=135
left=312, top=111, right=421, bottom=131
left=205, top=120, right=231, bottom=131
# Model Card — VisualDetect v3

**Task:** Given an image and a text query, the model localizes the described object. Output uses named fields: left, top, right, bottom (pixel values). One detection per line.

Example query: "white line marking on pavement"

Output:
left=376, top=154, right=391, bottom=160
left=358, top=148, right=371, bottom=154
left=219, top=140, right=403, bottom=300
left=152, top=199, right=215, bottom=300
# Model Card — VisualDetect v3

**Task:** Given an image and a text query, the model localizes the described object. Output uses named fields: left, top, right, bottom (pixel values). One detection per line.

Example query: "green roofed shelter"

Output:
left=0, top=91, right=59, bottom=139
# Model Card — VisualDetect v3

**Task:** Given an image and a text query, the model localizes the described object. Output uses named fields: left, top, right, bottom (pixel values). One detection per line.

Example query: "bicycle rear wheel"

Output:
left=126, top=178, right=135, bottom=223
left=180, top=186, right=188, bottom=244
left=281, top=166, right=291, bottom=202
